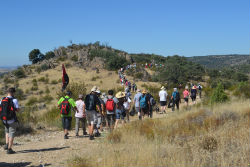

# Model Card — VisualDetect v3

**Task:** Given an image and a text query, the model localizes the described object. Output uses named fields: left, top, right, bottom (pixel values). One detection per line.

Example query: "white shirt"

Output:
left=159, top=90, right=168, bottom=101
left=0, top=96, right=19, bottom=124
left=75, top=100, right=85, bottom=118
left=123, top=97, right=131, bottom=110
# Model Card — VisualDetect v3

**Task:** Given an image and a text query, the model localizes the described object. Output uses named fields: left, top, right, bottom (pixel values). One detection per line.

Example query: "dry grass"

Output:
left=69, top=100, right=250, bottom=167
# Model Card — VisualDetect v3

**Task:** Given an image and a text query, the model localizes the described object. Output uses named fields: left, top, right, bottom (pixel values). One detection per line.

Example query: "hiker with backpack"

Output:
left=114, top=91, right=126, bottom=128
left=123, top=93, right=132, bottom=122
left=75, top=94, right=87, bottom=137
left=147, top=93, right=156, bottom=118
left=0, top=88, right=19, bottom=154
left=191, top=85, right=197, bottom=104
left=171, top=88, right=181, bottom=111
left=95, top=89, right=105, bottom=135
left=58, top=91, right=78, bottom=139
left=139, top=90, right=151, bottom=120
left=104, top=90, right=118, bottom=131
left=159, top=86, right=168, bottom=114
left=198, top=83, right=202, bottom=98
left=84, top=86, right=101, bottom=140
left=133, top=89, right=142, bottom=119
left=183, top=86, right=190, bottom=107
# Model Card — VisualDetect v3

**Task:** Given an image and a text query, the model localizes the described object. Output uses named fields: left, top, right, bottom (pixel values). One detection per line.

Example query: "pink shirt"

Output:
left=183, top=90, right=189, bottom=98
left=75, top=100, right=85, bottom=118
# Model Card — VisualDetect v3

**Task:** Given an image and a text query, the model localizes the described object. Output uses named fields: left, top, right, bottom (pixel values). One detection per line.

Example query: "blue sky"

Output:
left=0, top=0, right=249, bottom=66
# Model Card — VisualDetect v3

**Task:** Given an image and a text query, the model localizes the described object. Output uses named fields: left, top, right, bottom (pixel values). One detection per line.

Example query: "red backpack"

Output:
left=106, top=98, right=115, bottom=111
left=60, top=97, right=70, bottom=115
left=0, top=97, right=16, bottom=121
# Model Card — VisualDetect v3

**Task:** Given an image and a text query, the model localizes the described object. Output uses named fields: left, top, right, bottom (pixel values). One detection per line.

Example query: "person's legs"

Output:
left=176, top=101, right=179, bottom=110
left=114, top=109, right=121, bottom=128
left=82, top=117, right=87, bottom=135
left=126, top=109, right=130, bottom=122
left=75, top=117, right=80, bottom=136
left=6, top=122, right=17, bottom=154
left=172, top=101, right=175, bottom=112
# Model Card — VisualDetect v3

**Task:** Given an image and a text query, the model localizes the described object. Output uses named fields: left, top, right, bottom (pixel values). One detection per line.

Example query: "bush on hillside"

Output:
left=15, top=88, right=25, bottom=101
left=51, top=80, right=58, bottom=84
left=40, top=64, right=50, bottom=71
left=26, top=97, right=38, bottom=106
left=210, top=83, right=229, bottom=104
left=71, top=55, right=78, bottom=62
left=233, top=82, right=250, bottom=98
left=57, top=82, right=87, bottom=100
left=45, top=51, right=55, bottom=60
left=13, top=67, right=26, bottom=78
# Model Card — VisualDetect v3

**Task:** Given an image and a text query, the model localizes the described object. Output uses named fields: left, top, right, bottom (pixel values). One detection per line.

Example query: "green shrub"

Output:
left=65, top=62, right=72, bottom=68
left=40, top=64, right=50, bottom=71
left=51, top=80, right=58, bottom=84
left=39, top=95, right=53, bottom=104
left=30, top=86, right=38, bottom=91
left=57, top=82, right=87, bottom=100
left=45, top=86, right=50, bottom=94
left=41, top=106, right=61, bottom=128
left=26, top=97, right=38, bottom=106
left=134, top=72, right=143, bottom=79
left=38, top=77, right=45, bottom=82
left=71, top=55, right=78, bottom=62
left=233, top=82, right=250, bottom=98
left=91, top=76, right=100, bottom=81
left=57, top=56, right=67, bottom=62
left=13, top=67, right=26, bottom=78
left=210, top=83, right=229, bottom=104
left=35, top=66, right=42, bottom=74
left=15, top=88, right=25, bottom=101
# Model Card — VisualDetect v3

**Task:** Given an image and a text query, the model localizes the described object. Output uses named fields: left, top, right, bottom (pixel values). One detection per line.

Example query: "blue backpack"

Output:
left=139, top=95, right=147, bottom=109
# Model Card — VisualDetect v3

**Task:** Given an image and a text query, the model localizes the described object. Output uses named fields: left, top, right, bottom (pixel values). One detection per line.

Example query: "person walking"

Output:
left=191, top=85, right=197, bottom=104
left=198, top=83, right=203, bottom=98
left=139, top=90, right=151, bottom=120
left=147, top=93, right=156, bottom=118
left=0, top=88, right=19, bottom=154
left=183, top=86, right=190, bottom=107
left=159, top=86, right=168, bottom=113
left=114, top=92, right=126, bottom=128
left=84, top=86, right=101, bottom=140
left=95, top=89, right=105, bottom=136
left=133, top=89, right=142, bottom=119
left=75, top=94, right=87, bottom=137
left=58, top=91, right=78, bottom=139
left=171, top=88, right=180, bottom=111
left=104, top=90, right=118, bottom=132
left=123, top=93, right=131, bottom=122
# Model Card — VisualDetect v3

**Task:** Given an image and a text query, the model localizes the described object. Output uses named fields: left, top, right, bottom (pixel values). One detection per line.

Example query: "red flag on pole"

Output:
left=62, top=64, right=69, bottom=91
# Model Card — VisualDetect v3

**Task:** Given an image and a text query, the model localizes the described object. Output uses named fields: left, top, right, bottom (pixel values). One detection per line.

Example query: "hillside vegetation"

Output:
left=187, top=54, right=250, bottom=72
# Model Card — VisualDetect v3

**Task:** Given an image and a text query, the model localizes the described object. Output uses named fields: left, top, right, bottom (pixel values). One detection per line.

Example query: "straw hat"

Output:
left=142, top=90, right=147, bottom=94
left=161, top=86, right=165, bottom=90
left=115, top=91, right=126, bottom=99
left=91, top=86, right=97, bottom=92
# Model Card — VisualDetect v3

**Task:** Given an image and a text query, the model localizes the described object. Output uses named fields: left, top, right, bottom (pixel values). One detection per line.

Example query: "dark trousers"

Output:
left=172, top=100, right=179, bottom=111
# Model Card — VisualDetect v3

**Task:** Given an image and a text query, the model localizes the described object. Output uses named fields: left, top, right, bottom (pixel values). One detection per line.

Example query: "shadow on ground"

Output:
left=0, top=162, right=31, bottom=167
left=17, top=146, right=69, bottom=153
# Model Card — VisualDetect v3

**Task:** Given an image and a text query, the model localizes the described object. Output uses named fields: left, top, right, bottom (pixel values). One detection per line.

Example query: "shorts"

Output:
left=184, top=98, right=189, bottom=102
left=86, top=110, right=97, bottom=125
left=107, top=114, right=116, bottom=127
left=140, top=108, right=148, bottom=116
left=191, top=96, right=196, bottom=101
left=96, top=112, right=102, bottom=128
left=62, top=117, right=72, bottom=130
left=5, top=122, right=18, bottom=138
left=116, top=109, right=125, bottom=120
left=160, top=101, right=167, bottom=106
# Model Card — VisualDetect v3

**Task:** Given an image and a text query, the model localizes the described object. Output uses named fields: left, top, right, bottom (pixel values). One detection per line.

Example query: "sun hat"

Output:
left=142, top=90, right=147, bottom=94
left=95, top=89, right=101, bottom=94
left=185, top=86, right=189, bottom=89
left=137, top=89, right=141, bottom=92
left=174, top=88, right=177, bottom=91
left=161, top=86, right=165, bottom=90
left=91, top=86, right=97, bottom=92
left=115, top=91, right=126, bottom=99
left=78, top=94, right=83, bottom=99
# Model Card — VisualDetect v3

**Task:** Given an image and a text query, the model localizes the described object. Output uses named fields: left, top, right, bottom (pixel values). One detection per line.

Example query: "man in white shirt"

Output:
left=75, top=94, right=87, bottom=137
left=159, top=86, right=168, bottom=113
left=0, top=88, right=19, bottom=154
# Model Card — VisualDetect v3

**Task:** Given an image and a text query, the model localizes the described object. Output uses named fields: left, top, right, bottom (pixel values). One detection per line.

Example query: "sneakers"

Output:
left=89, top=135, right=94, bottom=140
left=64, top=135, right=69, bottom=139
left=94, top=132, right=101, bottom=137
left=3, top=144, right=8, bottom=150
left=7, top=148, right=15, bottom=154
left=75, top=134, right=79, bottom=138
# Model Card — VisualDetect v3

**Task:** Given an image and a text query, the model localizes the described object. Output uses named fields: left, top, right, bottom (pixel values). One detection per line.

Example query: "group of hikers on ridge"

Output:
left=0, top=81, right=202, bottom=154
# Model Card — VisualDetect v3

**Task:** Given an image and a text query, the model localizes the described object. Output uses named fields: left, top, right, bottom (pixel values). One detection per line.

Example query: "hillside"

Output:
left=187, top=54, right=250, bottom=69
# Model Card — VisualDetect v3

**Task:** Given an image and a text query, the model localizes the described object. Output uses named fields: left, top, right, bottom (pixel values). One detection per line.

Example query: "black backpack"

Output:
left=60, top=97, right=70, bottom=115
left=85, top=94, right=95, bottom=111
left=175, top=92, right=180, bottom=101
left=0, top=97, right=16, bottom=122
